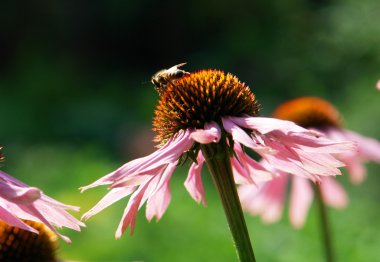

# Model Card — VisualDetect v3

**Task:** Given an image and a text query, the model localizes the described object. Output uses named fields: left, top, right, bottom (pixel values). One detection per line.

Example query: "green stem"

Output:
left=314, top=184, right=334, bottom=262
left=201, top=140, right=256, bottom=262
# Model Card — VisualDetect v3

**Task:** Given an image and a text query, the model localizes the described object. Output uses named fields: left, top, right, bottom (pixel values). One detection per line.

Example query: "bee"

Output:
left=151, top=63, right=190, bottom=95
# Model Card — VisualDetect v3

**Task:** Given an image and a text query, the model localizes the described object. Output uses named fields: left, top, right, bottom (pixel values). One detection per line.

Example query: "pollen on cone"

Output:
left=273, top=96, right=342, bottom=128
left=0, top=220, right=58, bottom=262
left=153, top=69, right=260, bottom=144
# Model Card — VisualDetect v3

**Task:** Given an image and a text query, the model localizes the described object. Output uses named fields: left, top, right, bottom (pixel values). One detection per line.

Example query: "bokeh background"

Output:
left=1, top=0, right=380, bottom=261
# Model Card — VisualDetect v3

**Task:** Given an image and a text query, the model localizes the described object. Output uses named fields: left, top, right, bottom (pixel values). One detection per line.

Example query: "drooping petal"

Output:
left=110, top=169, right=165, bottom=189
left=227, top=116, right=321, bottom=136
left=339, top=130, right=380, bottom=162
left=291, top=148, right=344, bottom=176
left=231, top=157, right=253, bottom=184
left=223, top=116, right=356, bottom=182
left=325, top=128, right=380, bottom=184
left=146, top=163, right=177, bottom=221
left=222, top=118, right=276, bottom=154
left=278, top=131, right=356, bottom=154
left=32, top=199, right=85, bottom=231
left=0, top=171, right=84, bottom=243
left=81, top=129, right=198, bottom=238
left=190, top=121, right=221, bottom=144
left=82, top=187, right=135, bottom=221
left=239, top=175, right=288, bottom=224
left=320, top=176, right=348, bottom=209
left=115, top=179, right=151, bottom=237
left=20, top=204, right=72, bottom=243
left=289, top=176, right=313, bottom=228
left=255, top=138, right=322, bottom=182
left=344, top=156, right=366, bottom=184
left=0, top=205, right=39, bottom=233
left=232, top=143, right=272, bottom=183
left=185, top=152, right=207, bottom=206
left=0, top=182, right=41, bottom=204
left=80, top=130, right=193, bottom=191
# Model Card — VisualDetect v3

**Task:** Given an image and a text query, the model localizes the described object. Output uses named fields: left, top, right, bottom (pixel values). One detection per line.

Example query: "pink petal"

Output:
left=184, top=152, right=207, bottom=206
left=223, top=116, right=356, bottom=182
left=0, top=205, right=39, bottom=233
left=259, top=138, right=322, bottom=182
left=239, top=175, right=288, bottom=224
left=231, top=157, right=253, bottom=184
left=326, top=128, right=380, bottom=183
left=80, top=130, right=193, bottom=191
left=289, top=176, right=314, bottom=228
left=280, top=131, right=356, bottom=154
left=232, top=143, right=272, bottom=183
left=20, top=204, right=73, bottom=243
left=376, top=80, right=380, bottom=90
left=32, top=199, right=85, bottom=231
left=292, top=148, right=344, bottom=176
left=261, top=200, right=283, bottom=223
left=340, top=130, right=380, bottom=162
left=190, top=121, right=221, bottom=144
left=344, top=156, right=366, bottom=184
left=82, top=187, right=135, bottom=221
left=82, top=129, right=197, bottom=238
left=0, top=182, right=41, bottom=204
left=0, top=170, right=32, bottom=187
left=222, top=118, right=276, bottom=154
left=146, top=163, right=176, bottom=221
left=110, top=169, right=164, bottom=189
left=320, top=177, right=348, bottom=209
left=116, top=180, right=151, bottom=237
left=227, top=116, right=321, bottom=136
left=0, top=171, right=84, bottom=242
left=238, top=184, right=261, bottom=215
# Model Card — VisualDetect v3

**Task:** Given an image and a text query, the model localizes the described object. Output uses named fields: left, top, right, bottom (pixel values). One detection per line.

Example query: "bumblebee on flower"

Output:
left=81, top=65, right=356, bottom=260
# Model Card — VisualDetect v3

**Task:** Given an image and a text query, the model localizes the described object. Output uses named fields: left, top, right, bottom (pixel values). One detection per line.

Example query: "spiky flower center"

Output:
left=0, top=220, right=58, bottom=262
left=273, top=97, right=342, bottom=129
left=153, top=70, right=260, bottom=143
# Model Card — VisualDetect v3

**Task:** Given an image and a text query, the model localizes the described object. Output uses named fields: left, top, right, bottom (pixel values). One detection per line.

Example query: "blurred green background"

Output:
left=1, top=0, right=380, bottom=261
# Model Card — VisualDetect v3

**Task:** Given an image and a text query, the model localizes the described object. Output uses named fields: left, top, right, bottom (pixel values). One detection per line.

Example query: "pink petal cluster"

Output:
left=239, top=126, right=380, bottom=228
left=0, top=170, right=85, bottom=243
left=81, top=116, right=355, bottom=237
left=325, top=128, right=380, bottom=184
left=239, top=174, right=347, bottom=228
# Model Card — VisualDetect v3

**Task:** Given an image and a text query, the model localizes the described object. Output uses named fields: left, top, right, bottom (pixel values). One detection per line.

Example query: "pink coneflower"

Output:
left=81, top=69, right=354, bottom=261
left=0, top=151, right=85, bottom=243
left=239, top=97, right=380, bottom=228
left=376, top=80, right=380, bottom=90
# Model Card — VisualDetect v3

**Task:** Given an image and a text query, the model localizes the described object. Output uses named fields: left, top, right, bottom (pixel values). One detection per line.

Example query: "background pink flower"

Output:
left=240, top=172, right=347, bottom=228
left=239, top=97, right=380, bottom=227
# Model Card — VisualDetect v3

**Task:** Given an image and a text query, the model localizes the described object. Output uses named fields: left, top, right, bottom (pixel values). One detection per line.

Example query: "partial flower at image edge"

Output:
left=0, top=168, right=85, bottom=243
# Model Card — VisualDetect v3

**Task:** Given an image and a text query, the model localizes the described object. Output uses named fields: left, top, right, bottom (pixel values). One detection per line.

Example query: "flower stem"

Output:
left=314, top=184, right=334, bottom=262
left=201, top=140, right=256, bottom=262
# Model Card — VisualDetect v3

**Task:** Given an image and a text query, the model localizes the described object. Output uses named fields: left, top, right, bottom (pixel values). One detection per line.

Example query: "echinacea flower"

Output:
left=81, top=69, right=355, bottom=241
left=239, top=96, right=380, bottom=228
left=0, top=151, right=85, bottom=243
